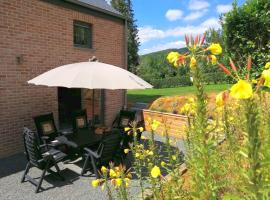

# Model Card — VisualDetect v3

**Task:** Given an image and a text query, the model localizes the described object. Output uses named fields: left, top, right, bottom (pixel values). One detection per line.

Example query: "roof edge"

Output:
left=64, top=0, right=126, bottom=20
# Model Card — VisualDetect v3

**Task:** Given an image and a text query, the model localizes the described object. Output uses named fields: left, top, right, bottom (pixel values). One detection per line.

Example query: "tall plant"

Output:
left=167, top=35, right=226, bottom=199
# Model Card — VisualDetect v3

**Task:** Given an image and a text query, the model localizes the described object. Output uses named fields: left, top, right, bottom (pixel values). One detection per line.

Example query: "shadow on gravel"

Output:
left=0, top=153, right=26, bottom=178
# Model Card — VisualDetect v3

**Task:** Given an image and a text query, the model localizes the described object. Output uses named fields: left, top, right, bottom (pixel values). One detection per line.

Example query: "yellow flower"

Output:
left=167, top=52, right=180, bottom=63
left=190, top=56, right=197, bottom=68
left=262, top=68, right=270, bottom=87
left=115, top=178, right=122, bottom=187
left=124, top=149, right=129, bottom=154
left=135, top=153, right=140, bottom=158
left=167, top=52, right=182, bottom=67
left=207, top=43, right=222, bottom=55
left=210, top=55, right=217, bottom=65
left=109, top=169, right=117, bottom=178
left=147, top=150, right=154, bottom=156
left=252, top=79, right=258, bottom=84
left=161, top=161, right=166, bottom=167
left=141, top=136, right=146, bottom=140
left=124, top=178, right=130, bottom=188
left=91, top=179, right=100, bottom=187
left=216, top=91, right=229, bottom=108
left=230, top=80, right=253, bottom=99
left=151, top=166, right=161, bottom=178
left=138, top=127, right=144, bottom=132
left=101, top=166, right=107, bottom=174
left=124, top=127, right=131, bottom=132
left=172, top=155, right=177, bottom=161
left=151, top=120, right=160, bottom=131
left=265, top=62, right=270, bottom=69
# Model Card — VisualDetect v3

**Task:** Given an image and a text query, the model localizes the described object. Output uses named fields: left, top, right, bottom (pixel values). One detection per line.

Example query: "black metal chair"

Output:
left=21, top=127, right=67, bottom=193
left=112, top=110, right=136, bottom=130
left=81, top=130, right=122, bottom=178
left=33, top=113, right=62, bottom=144
left=71, top=109, right=90, bottom=131
left=112, top=110, right=143, bottom=150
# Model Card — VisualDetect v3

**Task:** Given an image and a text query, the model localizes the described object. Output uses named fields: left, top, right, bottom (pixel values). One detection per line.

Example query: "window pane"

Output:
left=73, top=21, right=92, bottom=48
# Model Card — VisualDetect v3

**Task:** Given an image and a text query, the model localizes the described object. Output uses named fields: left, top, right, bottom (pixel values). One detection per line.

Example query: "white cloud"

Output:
left=184, top=9, right=208, bottom=21
left=216, top=4, right=233, bottom=14
left=165, top=9, right=183, bottom=21
left=140, top=40, right=186, bottom=55
left=138, top=26, right=166, bottom=44
left=188, top=0, right=210, bottom=10
left=201, top=17, right=220, bottom=29
left=138, top=18, right=220, bottom=44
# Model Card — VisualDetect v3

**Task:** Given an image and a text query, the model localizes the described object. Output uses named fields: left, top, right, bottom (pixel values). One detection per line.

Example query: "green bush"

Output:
left=144, top=72, right=232, bottom=88
left=148, top=76, right=192, bottom=88
left=222, top=0, right=270, bottom=77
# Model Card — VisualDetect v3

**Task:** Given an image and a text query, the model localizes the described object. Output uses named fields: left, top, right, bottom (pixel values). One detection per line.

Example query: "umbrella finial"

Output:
left=89, top=56, right=99, bottom=62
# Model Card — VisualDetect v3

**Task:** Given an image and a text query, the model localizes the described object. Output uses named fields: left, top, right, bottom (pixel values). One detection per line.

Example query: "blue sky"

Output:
left=129, top=0, right=246, bottom=55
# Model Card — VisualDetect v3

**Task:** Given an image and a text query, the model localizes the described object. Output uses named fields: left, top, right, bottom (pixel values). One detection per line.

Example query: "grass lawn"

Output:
left=127, top=84, right=231, bottom=105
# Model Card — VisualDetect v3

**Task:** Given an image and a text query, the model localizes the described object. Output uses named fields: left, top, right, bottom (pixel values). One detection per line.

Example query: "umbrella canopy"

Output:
left=28, top=61, right=153, bottom=89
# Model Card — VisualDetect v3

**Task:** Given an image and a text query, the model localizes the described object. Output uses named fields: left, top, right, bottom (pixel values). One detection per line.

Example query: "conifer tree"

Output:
left=111, top=0, right=140, bottom=73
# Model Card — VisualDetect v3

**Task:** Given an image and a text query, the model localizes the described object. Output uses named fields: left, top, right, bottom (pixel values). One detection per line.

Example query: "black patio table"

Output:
left=66, top=128, right=103, bottom=149
left=51, top=128, right=103, bottom=151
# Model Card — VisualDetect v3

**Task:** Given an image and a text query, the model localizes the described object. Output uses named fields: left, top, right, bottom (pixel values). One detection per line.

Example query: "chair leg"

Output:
left=54, top=163, right=65, bottom=181
left=35, top=163, right=48, bottom=193
left=90, top=156, right=99, bottom=179
left=21, top=162, right=31, bottom=183
left=81, top=155, right=90, bottom=176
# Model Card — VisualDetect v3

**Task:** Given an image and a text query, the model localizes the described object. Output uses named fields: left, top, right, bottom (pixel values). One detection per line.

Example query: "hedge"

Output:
left=144, top=73, right=232, bottom=88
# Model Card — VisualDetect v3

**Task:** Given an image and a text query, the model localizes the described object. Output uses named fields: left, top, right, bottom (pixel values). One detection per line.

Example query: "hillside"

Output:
left=137, top=48, right=188, bottom=81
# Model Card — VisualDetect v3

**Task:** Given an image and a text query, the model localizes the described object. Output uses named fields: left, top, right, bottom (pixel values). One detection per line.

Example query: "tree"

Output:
left=111, top=0, right=140, bottom=73
left=222, top=0, right=270, bottom=77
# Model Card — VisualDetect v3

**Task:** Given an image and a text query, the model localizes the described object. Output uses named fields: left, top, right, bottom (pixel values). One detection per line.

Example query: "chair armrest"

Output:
left=41, top=136, right=49, bottom=142
left=59, top=130, right=73, bottom=136
left=84, top=145, right=103, bottom=159
left=41, top=153, right=53, bottom=161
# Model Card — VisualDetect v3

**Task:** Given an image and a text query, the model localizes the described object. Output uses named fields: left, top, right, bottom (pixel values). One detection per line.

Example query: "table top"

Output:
left=66, top=128, right=103, bottom=148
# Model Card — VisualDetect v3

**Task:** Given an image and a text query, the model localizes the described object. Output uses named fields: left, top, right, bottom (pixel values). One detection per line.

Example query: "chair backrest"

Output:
left=23, top=127, right=44, bottom=168
left=33, top=113, right=58, bottom=141
left=71, top=109, right=88, bottom=131
left=112, top=110, right=136, bottom=129
left=99, top=130, right=122, bottom=165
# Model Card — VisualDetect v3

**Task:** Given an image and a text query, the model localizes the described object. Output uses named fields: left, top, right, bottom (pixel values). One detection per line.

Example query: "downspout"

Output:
left=123, top=18, right=128, bottom=110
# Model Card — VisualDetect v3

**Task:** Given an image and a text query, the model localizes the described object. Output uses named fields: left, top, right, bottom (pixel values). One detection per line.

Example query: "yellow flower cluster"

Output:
left=167, top=36, right=222, bottom=71
left=134, top=144, right=154, bottom=160
left=124, top=126, right=144, bottom=136
left=151, top=119, right=160, bottom=131
left=91, top=165, right=132, bottom=189
left=180, top=97, right=196, bottom=115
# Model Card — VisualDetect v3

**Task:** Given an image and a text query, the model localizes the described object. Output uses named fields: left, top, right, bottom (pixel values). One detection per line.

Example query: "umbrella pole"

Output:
left=92, top=89, right=95, bottom=123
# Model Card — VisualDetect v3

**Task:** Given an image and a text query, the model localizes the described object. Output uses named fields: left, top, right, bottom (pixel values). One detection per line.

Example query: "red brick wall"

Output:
left=0, top=0, right=126, bottom=158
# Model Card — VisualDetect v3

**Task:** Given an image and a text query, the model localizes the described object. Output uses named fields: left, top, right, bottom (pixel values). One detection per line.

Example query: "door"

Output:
left=58, top=87, right=82, bottom=129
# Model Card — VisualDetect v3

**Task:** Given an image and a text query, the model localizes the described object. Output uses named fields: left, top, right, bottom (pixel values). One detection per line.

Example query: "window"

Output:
left=73, top=20, right=92, bottom=48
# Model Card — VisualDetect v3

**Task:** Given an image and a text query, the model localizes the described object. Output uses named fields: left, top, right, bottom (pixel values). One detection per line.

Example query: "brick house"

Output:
left=0, top=0, right=127, bottom=158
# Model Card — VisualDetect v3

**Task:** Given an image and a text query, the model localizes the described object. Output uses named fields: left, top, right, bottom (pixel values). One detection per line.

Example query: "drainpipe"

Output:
left=123, top=18, right=128, bottom=110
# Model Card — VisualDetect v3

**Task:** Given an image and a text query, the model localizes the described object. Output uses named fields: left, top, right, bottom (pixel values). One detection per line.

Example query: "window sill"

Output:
left=73, top=46, right=96, bottom=52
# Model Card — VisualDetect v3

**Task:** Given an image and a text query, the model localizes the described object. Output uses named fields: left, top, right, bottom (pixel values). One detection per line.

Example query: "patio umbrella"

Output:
left=28, top=61, right=152, bottom=89
left=28, top=61, right=153, bottom=123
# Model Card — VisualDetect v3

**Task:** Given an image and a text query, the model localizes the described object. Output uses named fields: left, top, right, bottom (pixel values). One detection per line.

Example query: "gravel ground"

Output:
left=0, top=132, right=185, bottom=200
